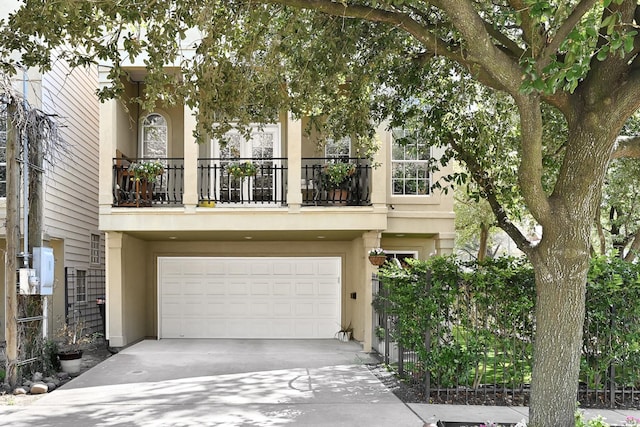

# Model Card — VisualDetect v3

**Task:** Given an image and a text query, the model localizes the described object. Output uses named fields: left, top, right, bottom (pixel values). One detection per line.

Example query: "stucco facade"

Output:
left=99, top=71, right=455, bottom=351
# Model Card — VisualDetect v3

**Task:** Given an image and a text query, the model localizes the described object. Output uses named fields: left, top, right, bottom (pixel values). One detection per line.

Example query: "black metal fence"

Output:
left=372, top=273, right=640, bottom=409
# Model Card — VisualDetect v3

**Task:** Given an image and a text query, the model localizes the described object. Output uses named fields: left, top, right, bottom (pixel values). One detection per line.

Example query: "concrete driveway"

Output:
left=2, top=339, right=425, bottom=426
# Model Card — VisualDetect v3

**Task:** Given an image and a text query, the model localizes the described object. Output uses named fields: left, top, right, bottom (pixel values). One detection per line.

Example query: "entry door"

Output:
left=213, top=124, right=281, bottom=203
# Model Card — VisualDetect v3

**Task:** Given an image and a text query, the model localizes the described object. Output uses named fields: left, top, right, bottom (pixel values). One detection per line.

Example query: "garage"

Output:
left=158, top=257, right=342, bottom=339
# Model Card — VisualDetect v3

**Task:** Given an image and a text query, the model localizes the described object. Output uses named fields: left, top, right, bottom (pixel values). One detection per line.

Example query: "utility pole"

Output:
left=5, top=101, right=20, bottom=387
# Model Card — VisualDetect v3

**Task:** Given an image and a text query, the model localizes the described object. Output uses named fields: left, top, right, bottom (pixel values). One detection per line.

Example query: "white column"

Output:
left=362, top=230, right=382, bottom=352
left=286, top=114, right=302, bottom=210
left=106, top=232, right=125, bottom=347
left=371, top=124, right=388, bottom=209
left=183, top=106, right=198, bottom=210
left=99, top=97, right=118, bottom=211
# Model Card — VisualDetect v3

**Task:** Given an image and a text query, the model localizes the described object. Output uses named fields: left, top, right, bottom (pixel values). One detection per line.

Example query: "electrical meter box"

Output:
left=19, top=268, right=38, bottom=294
left=33, top=247, right=54, bottom=295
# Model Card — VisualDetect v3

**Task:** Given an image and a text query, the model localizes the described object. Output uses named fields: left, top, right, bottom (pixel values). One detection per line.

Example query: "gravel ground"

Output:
left=0, top=344, right=113, bottom=406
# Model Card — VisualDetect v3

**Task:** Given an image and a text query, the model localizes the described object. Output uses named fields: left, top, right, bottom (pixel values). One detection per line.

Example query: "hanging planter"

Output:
left=368, top=248, right=387, bottom=266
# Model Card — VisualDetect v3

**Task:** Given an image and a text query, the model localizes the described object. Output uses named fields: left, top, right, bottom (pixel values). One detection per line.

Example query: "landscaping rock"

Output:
left=46, top=382, right=56, bottom=392
left=57, top=372, right=70, bottom=381
left=13, top=387, right=26, bottom=395
left=44, top=376, right=60, bottom=387
left=32, top=372, right=43, bottom=382
left=30, top=383, right=48, bottom=394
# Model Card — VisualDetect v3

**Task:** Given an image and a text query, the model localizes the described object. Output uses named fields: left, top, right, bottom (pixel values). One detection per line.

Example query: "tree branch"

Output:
left=448, top=137, right=533, bottom=254
left=624, top=229, right=640, bottom=262
left=265, top=0, right=466, bottom=65
left=537, top=0, right=599, bottom=72
left=611, top=135, right=640, bottom=159
left=513, top=93, right=552, bottom=223
left=507, top=0, right=540, bottom=51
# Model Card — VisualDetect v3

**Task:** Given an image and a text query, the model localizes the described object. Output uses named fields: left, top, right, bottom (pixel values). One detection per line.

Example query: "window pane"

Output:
left=391, top=128, right=431, bottom=196
left=325, top=137, right=351, bottom=159
left=142, top=113, right=168, bottom=158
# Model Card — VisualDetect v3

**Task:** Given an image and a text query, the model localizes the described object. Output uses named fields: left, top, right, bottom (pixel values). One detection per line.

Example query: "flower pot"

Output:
left=58, top=350, right=83, bottom=375
left=337, top=331, right=352, bottom=342
left=328, top=189, right=349, bottom=205
left=369, top=255, right=387, bottom=266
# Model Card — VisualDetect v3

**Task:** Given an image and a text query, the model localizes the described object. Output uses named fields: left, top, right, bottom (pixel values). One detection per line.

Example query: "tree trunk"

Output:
left=477, top=223, right=489, bottom=262
left=525, top=118, right=612, bottom=426
left=529, top=245, right=589, bottom=426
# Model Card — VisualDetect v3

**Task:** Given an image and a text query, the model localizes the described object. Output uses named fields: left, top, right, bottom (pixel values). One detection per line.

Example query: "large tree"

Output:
left=3, top=1, right=640, bottom=425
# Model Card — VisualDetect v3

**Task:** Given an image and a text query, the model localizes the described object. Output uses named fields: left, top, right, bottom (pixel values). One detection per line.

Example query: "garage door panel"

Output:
left=250, top=282, right=270, bottom=295
left=159, top=257, right=341, bottom=339
left=273, top=282, right=292, bottom=295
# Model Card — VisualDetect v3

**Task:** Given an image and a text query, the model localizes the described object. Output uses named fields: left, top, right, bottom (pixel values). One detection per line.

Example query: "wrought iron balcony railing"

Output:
left=198, top=158, right=288, bottom=205
left=112, top=157, right=184, bottom=207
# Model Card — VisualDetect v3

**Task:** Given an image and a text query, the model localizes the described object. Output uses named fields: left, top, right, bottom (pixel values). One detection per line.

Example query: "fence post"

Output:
left=424, top=268, right=432, bottom=401
left=609, top=303, right=616, bottom=408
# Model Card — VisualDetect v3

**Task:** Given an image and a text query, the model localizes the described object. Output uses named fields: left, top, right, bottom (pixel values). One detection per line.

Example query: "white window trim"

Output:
left=90, top=233, right=101, bottom=266
left=391, top=129, right=431, bottom=197
left=139, top=111, right=171, bottom=158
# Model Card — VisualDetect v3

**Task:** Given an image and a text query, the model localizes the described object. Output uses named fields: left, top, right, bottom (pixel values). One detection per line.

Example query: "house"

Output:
left=100, top=66, right=455, bottom=352
left=0, top=1, right=105, bottom=347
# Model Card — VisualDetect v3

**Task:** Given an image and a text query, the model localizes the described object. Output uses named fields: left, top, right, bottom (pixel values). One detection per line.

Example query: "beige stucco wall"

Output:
left=106, top=234, right=438, bottom=348
left=122, top=234, right=149, bottom=343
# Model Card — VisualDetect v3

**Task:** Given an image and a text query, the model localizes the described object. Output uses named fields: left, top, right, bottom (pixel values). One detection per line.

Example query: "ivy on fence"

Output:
left=375, top=255, right=640, bottom=398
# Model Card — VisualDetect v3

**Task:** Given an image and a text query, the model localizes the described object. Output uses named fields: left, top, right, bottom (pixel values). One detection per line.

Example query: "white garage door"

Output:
left=158, top=257, right=341, bottom=339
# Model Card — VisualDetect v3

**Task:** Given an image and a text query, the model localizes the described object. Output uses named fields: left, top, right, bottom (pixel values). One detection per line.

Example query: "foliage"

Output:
left=225, top=161, right=258, bottom=179
left=582, top=256, right=640, bottom=388
left=322, top=162, right=356, bottom=189
left=597, top=156, right=640, bottom=260
left=128, top=160, right=164, bottom=183
left=376, top=255, right=640, bottom=392
left=55, top=319, right=99, bottom=354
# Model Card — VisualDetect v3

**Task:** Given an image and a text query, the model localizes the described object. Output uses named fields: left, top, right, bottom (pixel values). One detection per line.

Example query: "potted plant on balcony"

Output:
left=128, top=160, right=164, bottom=183
left=368, top=248, right=388, bottom=266
left=226, top=161, right=258, bottom=180
left=322, top=162, right=356, bottom=204
left=126, top=160, right=164, bottom=207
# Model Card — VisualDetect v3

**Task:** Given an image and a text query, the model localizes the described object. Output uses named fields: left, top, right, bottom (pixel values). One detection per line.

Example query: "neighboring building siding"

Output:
left=41, top=61, right=103, bottom=269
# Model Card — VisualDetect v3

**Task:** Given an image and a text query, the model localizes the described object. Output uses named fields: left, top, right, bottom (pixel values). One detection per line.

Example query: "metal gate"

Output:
left=64, top=267, right=106, bottom=337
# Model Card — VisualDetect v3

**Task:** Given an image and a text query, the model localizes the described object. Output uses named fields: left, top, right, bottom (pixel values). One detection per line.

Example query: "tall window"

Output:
left=325, top=137, right=351, bottom=161
left=391, top=129, right=431, bottom=196
left=90, top=234, right=101, bottom=265
left=76, top=270, right=87, bottom=303
left=0, top=104, right=7, bottom=197
left=141, top=113, right=168, bottom=158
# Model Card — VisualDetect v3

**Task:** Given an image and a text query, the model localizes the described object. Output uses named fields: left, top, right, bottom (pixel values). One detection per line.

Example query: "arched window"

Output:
left=141, top=113, right=168, bottom=158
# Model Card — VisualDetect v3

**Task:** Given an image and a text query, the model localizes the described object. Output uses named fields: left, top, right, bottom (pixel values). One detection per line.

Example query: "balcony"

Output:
left=113, top=157, right=371, bottom=207
left=112, top=157, right=184, bottom=207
